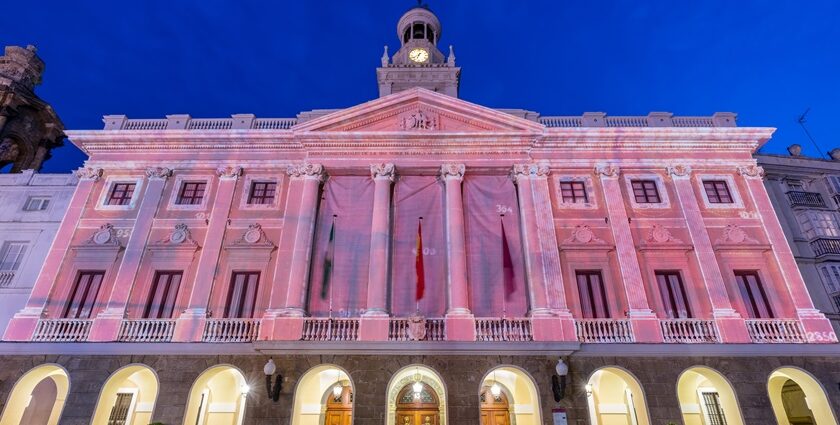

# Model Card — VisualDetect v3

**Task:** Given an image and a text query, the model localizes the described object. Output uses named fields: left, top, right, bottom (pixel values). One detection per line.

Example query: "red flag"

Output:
left=501, top=219, right=515, bottom=300
left=415, top=219, right=426, bottom=301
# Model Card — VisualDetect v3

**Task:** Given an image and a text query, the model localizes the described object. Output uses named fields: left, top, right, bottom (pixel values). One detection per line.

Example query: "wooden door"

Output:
left=325, top=385, right=353, bottom=425
left=396, top=383, right=440, bottom=425
left=480, top=387, right=511, bottom=425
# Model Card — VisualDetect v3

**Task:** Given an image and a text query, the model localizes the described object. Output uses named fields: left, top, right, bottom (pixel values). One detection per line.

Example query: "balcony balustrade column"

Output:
left=88, top=167, right=172, bottom=342
left=668, top=164, right=750, bottom=342
left=3, top=167, right=103, bottom=341
left=441, top=163, right=475, bottom=340
left=596, top=164, right=662, bottom=342
left=738, top=165, right=837, bottom=343
left=173, top=166, right=241, bottom=342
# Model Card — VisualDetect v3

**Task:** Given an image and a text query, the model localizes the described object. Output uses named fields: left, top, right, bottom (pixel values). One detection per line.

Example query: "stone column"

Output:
left=3, top=167, right=103, bottom=341
left=738, top=165, right=837, bottom=343
left=441, top=163, right=475, bottom=340
left=360, top=163, right=395, bottom=341
left=173, top=166, right=241, bottom=342
left=89, top=167, right=172, bottom=341
left=511, top=164, right=576, bottom=341
left=596, top=164, right=662, bottom=342
left=668, top=164, right=749, bottom=342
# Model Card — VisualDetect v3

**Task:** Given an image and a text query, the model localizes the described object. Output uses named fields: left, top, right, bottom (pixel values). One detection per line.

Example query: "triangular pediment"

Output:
left=293, top=88, right=544, bottom=133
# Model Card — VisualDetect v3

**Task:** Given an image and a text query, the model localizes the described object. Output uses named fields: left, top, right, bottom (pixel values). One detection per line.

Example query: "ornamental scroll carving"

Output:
left=163, top=223, right=198, bottom=247
left=645, top=225, right=684, bottom=244
left=86, top=223, right=119, bottom=246
left=231, top=223, right=275, bottom=248
left=594, top=164, right=620, bottom=178
left=715, top=224, right=758, bottom=245
left=370, top=163, right=396, bottom=181
left=511, top=163, right=550, bottom=183
left=666, top=164, right=692, bottom=178
left=216, top=166, right=243, bottom=178
left=399, top=109, right=438, bottom=131
left=287, top=163, right=325, bottom=180
left=74, top=167, right=103, bottom=181
left=737, top=165, right=765, bottom=179
left=440, top=163, right=465, bottom=180
left=145, top=167, right=173, bottom=179
left=563, top=224, right=605, bottom=244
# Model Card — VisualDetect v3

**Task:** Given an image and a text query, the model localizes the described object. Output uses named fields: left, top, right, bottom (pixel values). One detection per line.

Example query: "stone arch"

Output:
left=585, top=366, right=650, bottom=425
left=387, top=365, right=448, bottom=425
left=768, top=366, right=837, bottom=425
left=183, top=364, right=248, bottom=425
left=0, top=363, right=70, bottom=425
left=291, top=364, right=354, bottom=425
left=676, top=366, right=745, bottom=425
left=90, top=363, right=159, bottom=425
left=479, top=365, right=542, bottom=425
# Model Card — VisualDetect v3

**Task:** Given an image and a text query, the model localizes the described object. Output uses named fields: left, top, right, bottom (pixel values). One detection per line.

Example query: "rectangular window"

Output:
left=107, top=392, right=134, bottom=425
left=64, top=271, right=105, bottom=319
left=23, top=196, right=51, bottom=211
left=700, top=391, right=728, bottom=425
left=106, top=183, right=136, bottom=206
left=734, top=271, right=774, bottom=319
left=703, top=180, right=733, bottom=204
left=143, top=271, right=182, bottom=319
left=576, top=270, right=610, bottom=319
left=819, top=265, right=840, bottom=294
left=655, top=271, right=692, bottom=318
left=0, top=241, right=27, bottom=271
left=803, top=211, right=840, bottom=238
left=224, top=271, right=259, bottom=318
left=247, top=181, right=276, bottom=205
left=630, top=180, right=661, bottom=204
left=560, top=181, right=588, bottom=203
left=833, top=294, right=840, bottom=313
left=176, top=181, right=206, bottom=205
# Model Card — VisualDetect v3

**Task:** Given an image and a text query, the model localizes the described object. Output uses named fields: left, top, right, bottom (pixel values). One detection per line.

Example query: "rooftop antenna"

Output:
left=797, top=108, right=827, bottom=159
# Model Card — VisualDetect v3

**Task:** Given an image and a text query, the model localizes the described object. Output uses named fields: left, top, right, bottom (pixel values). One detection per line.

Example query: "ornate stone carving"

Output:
left=168, top=223, right=197, bottom=245
left=511, top=163, right=550, bottom=182
left=215, top=166, right=242, bottom=178
left=716, top=224, right=758, bottom=245
left=370, top=163, right=396, bottom=181
left=646, top=225, right=683, bottom=244
left=144, top=166, right=172, bottom=179
left=231, top=223, right=275, bottom=248
left=74, top=167, right=103, bottom=181
left=439, top=163, right=465, bottom=180
left=594, top=164, right=620, bottom=178
left=737, top=165, right=765, bottom=179
left=563, top=225, right=604, bottom=244
left=399, top=109, right=438, bottom=130
left=407, top=315, right=427, bottom=341
left=87, top=224, right=118, bottom=246
left=666, top=164, right=692, bottom=178
left=286, top=163, right=325, bottom=180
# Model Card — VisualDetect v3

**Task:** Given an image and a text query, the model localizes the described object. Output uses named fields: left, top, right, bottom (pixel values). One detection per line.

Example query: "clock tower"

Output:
left=376, top=4, right=461, bottom=98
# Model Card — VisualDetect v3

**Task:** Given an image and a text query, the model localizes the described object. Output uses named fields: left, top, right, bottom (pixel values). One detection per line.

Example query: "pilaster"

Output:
left=441, top=163, right=475, bottom=341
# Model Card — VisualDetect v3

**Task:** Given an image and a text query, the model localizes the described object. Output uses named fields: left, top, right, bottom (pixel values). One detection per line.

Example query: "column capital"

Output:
left=666, top=164, right=692, bottom=179
left=144, top=166, right=173, bottom=180
left=511, top=163, right=550, bottom=183
left=594, top=163, right=620, bottom=178
left=74, top=167, right=104, bottom=181
left=215, top=166, right=243, bottom=179
left=287, top=163, right=325, bottom=181
left=737, top=164, right=765, bottom=180
left=440, top=163, right=465, bottom=181
left=370, top=162, right=396, bottom=181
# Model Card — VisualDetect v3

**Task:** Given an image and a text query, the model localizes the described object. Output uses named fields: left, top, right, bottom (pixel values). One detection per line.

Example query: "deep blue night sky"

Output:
left=2, top=0, right=838, bottom=172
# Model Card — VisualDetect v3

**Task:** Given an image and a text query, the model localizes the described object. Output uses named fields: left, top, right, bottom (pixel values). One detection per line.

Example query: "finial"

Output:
left=381, top=45, right=389, bottom=67
left=447, top=45, right=456, bottom=66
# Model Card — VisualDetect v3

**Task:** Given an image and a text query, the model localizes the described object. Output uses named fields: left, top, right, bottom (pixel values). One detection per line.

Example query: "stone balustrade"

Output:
left=475, top=318, right=533, bottom=342
left=202, top=319, right=260, bottom=343
left=575, top=319, right=634, bottom=343
left=301, top=318, right=359, bottom=341
left=745, top=319, right=806, bottom=343
left=388, top=318, right=446, bottom=341
left=660, top=319, right=719, bottom=343
left=32, top=319, right=92, bottom=342
left=117, top=319, right=175, bottom=343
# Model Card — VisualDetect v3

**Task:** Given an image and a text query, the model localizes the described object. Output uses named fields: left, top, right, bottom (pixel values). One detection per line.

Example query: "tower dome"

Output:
left=397, top=6, right=441, bottom=46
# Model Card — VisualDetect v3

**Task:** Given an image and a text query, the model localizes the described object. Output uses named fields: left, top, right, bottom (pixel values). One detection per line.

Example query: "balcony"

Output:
left=388, top=318, right=446, bottom=341
left=118, top=319, right=175, bottom=342
left=301, top=318, right=359, bottom=341
left=786, top=191, right=827, bottom=208
left=32, top=319, right=92, bottom=342
left=0, top=271, right=14, bottom=287
left=745, top=319, right=806, bottom=343
left=202, top=318, right=260, bottom=343
left=575, top=319, right=634, bottom=343
left=660, top=319, right=719, bottom=343
left=475, top=318, right=533, bottom=342
left=810, top=238, right=840, bottom=256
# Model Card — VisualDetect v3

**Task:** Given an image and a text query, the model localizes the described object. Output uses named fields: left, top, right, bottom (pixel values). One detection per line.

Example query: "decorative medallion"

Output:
left=74, top=167, right=103, bottom=181
left=88, top=224, right=118, bottom=246
left=737, top=165, right=765, bottom=179
left=145, top=167, right=173, bottom=179
left=169, top=223, right=191, bottom=244
left=286, top=163, right=325, bottom=180
left=646, top=225, right=683, bottom=244
left=716, top=224, right=758, bottom=245
left=399, top=109, right=438, bottom=131
left=666, top=164, right=692, bottom=178
left=594, top=164, right=620, bottom=178
left=231, top=223, right=275, bottom=248
left=407, top=315, right=427, bottom=341
left=370, top=163, right=396, bottom=181
left=563, top=224, right=604, bottom=244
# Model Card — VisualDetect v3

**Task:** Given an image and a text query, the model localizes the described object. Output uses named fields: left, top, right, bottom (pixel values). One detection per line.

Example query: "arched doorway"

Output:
left=586, top=367, right=650, bottom=425
left=677, top=366, right=744, bottom=425
left=479, top=366, right=542, bottom=425
left=768, top=367, right=837, bottom=425
left=90, top=364, right=159, bottom=425
left=387, top=365, right=448, bottom=425
left=291, top=364, right=353, bottom=425
left=0, top=364, right=69, bottom=425
left=183, top=365, right=248, bottom=425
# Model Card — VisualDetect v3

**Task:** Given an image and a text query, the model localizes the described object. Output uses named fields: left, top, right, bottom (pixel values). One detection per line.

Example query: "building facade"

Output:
left=1, top=6, right=840, bottom=425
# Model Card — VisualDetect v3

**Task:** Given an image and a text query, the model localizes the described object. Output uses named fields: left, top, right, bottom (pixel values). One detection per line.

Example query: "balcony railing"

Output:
left=118, top=319, right=175, bottom=342
left=32, top=319, right=92, bottom=342
left=746, top=319, right=806, bottom=343
left=388, top=318, right=446, bottom=341
left=301, top=318, right=359, bottom=341
left=575, top=319, right=634, bottom=343
left=810, top=238, right=840, bottom=257
left=660, top=319, right=719, bottom=343
left=0, top=271, right=14, bottom=287
left=202, top=319, right=260, bottom=343
left=786, top=191, right=827, bottom=208
left=475, top=318, right=533, bottom=342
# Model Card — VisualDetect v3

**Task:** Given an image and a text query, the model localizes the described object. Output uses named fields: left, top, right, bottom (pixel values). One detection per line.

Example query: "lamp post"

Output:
left=552, top=358, right=568, bottom=402
left=264, top=358, right=282, bottom=402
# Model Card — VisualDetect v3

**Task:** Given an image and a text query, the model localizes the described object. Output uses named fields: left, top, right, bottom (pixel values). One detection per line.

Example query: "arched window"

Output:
left=291, top=364, right=354, bottom=425
left=183, top=365, right=248, bottom=425
left=480, top=366, right=542, bottom=425
left=677, top=366, right=744, bottom=425
left=387, top=365, right=448, bottom=425
left=768, top=367, right=837, bottom=425
left=0, top=364, right=69, bottom=425
left=586, top=367, right=650, bottom=425
left=90, top=364, right=159, bottom=425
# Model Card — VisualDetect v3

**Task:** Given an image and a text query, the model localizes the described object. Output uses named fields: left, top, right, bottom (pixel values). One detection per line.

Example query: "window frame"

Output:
left=0, top=241, right=28, bottom=272
left=224, top=271, right=260, bottom=318
left=22, top=196, right=51, bottom=212
left=624, top=174, right=670, bottom=209
left=63, top=270, right=105, bottom=319
left=555, top=176, right=598, bottom=209
left=239, top=175, right=282, bottom=210
left=733, top=270, right=774, bottom=319
left=655, top=270, right=692, bottom=319
left=575, top=270, right=610, bottom=319
left=143, top=270, right=183, bottom=319
left=697, top=174, right=744, bottom=209
left=167, top=175, right=212, bottom=211
left=697, top=387, right=728, bottom=425
left=96, top=176, right=144, bottom=211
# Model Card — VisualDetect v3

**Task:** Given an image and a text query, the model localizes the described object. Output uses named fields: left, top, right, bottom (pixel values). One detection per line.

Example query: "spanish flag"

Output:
left=415, top=219, right=425, bottom=301
left=501, top=219, right=515, bottom=300
left=320, top=218, right=335, bottom=300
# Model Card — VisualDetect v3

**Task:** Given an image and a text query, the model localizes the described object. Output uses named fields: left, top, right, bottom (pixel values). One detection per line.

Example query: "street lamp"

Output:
left=264, top=358, right=282, bottom=402
left=552, top=358, right=568, bottom=402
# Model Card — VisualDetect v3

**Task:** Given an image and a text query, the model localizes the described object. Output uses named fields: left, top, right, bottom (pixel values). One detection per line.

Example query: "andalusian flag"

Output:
left=320, top=218, right=336, bottom=300
left=415, top=219, right=426, bottom=301
left=501, top=219, right=515, bottom=300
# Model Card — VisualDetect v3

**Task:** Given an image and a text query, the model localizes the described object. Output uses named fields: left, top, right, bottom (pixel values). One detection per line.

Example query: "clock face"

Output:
left=409, top=48, right=429, bottom=63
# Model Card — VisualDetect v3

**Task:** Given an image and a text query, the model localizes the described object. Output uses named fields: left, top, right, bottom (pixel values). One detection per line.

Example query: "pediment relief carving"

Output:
left=227, top=223, right=275, bottom=250
left=81, top=224, right=121, bottom=248
left=148, top=223, right=200, bottom=251
left=562, top=225, right=606, bottom=245
left=645, top=225, right=684, bottom=244
left=714, top=224, right=759, bottom=245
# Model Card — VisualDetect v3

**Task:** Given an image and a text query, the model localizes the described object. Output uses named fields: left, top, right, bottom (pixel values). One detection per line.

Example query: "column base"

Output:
left=797, top=309, right=838, bottom=343
left=3, top=309, right=42, bottom=341
left=531, top=314, right=576, bottom=342
left=88, top=310, right=125, bottom=342
left=445, top=313, right=475, bottom=341
left=713, top=309, right=750, bottom=343
left=173, top=309, right=207, bottom=342
left=628, top=310, right=663, bottom=343
left=359, top=316, right=390, bottom=341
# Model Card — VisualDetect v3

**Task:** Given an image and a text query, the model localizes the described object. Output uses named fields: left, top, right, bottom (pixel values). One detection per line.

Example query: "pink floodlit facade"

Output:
left=2, top=88, right=834, bottom=347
